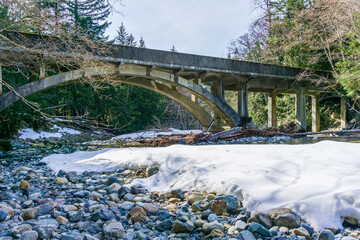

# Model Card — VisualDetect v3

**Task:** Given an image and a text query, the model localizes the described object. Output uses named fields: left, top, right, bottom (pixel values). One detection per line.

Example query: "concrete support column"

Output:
left=341, top=98, right=346, bottom=129
left=237, top=81, right=248, bottom=117
left=40, top=64, right=46, bottom=78
left=268, top=90, right=277, bottom=128
left=0, top=64, right=2, bottom=95
left=211, top=79, right=227, bottom=129
left=311, top=94, right=320, bottom=132
left=295, top=87, right=306, bottom=130
left=191, top=78, right=200, bottom=103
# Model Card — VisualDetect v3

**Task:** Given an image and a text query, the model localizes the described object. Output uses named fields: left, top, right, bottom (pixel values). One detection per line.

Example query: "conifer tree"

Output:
left=139, top=37, right=146, bottom=48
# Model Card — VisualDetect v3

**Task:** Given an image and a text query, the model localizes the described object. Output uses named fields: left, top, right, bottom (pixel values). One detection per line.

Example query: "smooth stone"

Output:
left=22, top=208, right=37, bottom=220
left=185, top=192, right=205, bottom=204
left=292, top=227, right=310, bottom=239
left=318, top=229, right=335, bottom=240
left=19, top=180, right=30, bottom=190
left=344, top=216, right=358, bottom=227
left=37, top=219, right=59, bottom=229
left=123, top=193, right=135, bottom=201
left=202, top=221, right=224, bottom=234
left=35, top=204, right=52, bottom=217
left=246, top=222, right=272, bottom=237
left=12, top=224, right=32, bottom=236
left=54, top=177, right=68, bottom=184
left=269, top=226, right=279, bottom=236
left=269, top=208, right=301, bottom=228
left=235, top=220, right=247, bottom=230
left=249, top=211, right=273, bottom=229
left=126, top=206, right=147, bottom=223
left=106, top=176, right=119, bottom=186
left=119, top=202, right=134, bottom=211
left=0, top=211, right=7, bottom=222
left=171, top=219, right=195, bottom=233
left=73, top=190, right=89, bottom=198
left=192, top=200, right=211, bottom=212
left=214, top=195, right=241, bottom=213
left=206, top=229, right=225, bottom=239
left=155, top=219, right=173, bottom=231
left=141, top=203, right=159, bottom=214
left=211, top=199, right=228, bottom=215
left=301, top=223, right=314, bottom=236
left=207, top=213, right=218, bottom=222
left=19, top=230, right=38, bottom=240
left=56, top=216, right=68, bottom=225
left=103, top=221, right=125, bottom=238
left=68, top=210, right=83, bottom=222
left=118, top=186, right=131, bottom=198
left=239, top=230, right=257, bottom=240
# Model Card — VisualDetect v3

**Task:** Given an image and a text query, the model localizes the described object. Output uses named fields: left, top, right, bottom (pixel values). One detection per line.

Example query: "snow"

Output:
left=41, top=141, right=360, bottom=230
left=113, top=128, right=202, bottom=140
left=18, top=125, right=80, bottom=140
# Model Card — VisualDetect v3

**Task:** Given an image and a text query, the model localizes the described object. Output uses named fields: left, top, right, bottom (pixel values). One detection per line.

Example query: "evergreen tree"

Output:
left=126, top=33, right=137, bottom=47
left=139, top=37, right=146, bottom=48
left=65, top=0, right=111, bottom=41
left=115, top=22, right=128, bottom=45
left=170, top=45, right=177, bottom=52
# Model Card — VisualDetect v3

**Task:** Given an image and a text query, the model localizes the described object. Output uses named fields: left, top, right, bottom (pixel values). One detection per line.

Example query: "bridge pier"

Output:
left=296, top=87, right=307, bottom=130
left=237, top=81, right=248, bottom=118
left=268, top=90, right=277, bottom=128
left=311, top=94, right=320, bottom=132
left=341, top=98, right=346, bottom=129
left=0, top=64, right=2, bottom=95
left=210, top=79, right=229, bottom=131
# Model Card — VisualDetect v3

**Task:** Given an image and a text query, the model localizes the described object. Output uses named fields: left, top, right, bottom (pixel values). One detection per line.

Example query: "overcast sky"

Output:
left=106, top=0, right=255, bottom=58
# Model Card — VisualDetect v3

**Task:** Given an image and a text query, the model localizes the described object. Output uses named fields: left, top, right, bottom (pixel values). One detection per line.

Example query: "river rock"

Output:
left=211, top=199, right=228, bottom=215
left=103, top=220, right=125, bottom=238
left=344, top=216, right=359, bottom=228
left=19, top=230, right=38, bottom=240
left=246, top=222, right=272, bottom=237
left=54, top=177, right=68, bottom=184
left=12, top=224, right=32, bottom=236
left=20, top=180, right=30, bottom=190
left=56, top=216, right=68, bottom=225
left=249, top=211, right=273, bottom=229
left=214, top=195, right=241, bottom=213
left=192, top=200, right=211, bottom=212
left=202, top=221, right=224, bottom=234
left=318, top=229, right=335, bottom=240
left=155, top=219, right=173, bottom=231
left=171, top=218, right=195, bottom=233
left=0, top=210, right=7, bottom=222
left=126, top=206, right=147, bottom=223
left=206, top=229, right=225, bottom=239
left=185, top=192, right=206, bottom=204
left=269, top=208, right=301, bottom=228
left=292, top=227, right=310, bottom=239
left=239, top=230, right=257, bottom=240
left=22, top=208, right=37, bottom=220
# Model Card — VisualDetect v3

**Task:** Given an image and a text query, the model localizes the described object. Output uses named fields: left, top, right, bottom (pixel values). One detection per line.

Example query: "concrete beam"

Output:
left=341, top=98, right=346, bottom=129
left=311, top=94, right=320, bottom=132
left=295, top=87, right=307, bottom=129
left=238, top=81, right=248, bottom=118
left=268, top=90, right=277, bottom=128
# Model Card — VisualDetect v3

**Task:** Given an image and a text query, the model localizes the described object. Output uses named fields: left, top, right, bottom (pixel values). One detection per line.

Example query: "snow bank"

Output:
left=41, top=141, right=360, bottom=230
left=113, top=128, right=202, bottom=140
left=18, top=125, right=80, bottom=140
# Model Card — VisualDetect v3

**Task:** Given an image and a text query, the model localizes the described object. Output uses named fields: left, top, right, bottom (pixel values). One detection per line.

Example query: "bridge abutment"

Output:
left=312, top=94, right=320, bottom=132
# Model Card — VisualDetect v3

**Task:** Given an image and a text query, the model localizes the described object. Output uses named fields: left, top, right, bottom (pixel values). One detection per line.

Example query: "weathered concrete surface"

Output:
left=0, top=65, right=240, bottom=127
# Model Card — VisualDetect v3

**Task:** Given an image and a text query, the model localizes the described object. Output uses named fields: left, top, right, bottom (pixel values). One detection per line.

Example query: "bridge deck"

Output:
left=0, top=31, right=331, bottom=94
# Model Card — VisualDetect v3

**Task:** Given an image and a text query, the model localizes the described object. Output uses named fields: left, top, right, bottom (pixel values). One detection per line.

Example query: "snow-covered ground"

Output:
left=18, top=125, right=81, bottom=140
left=113, top=128, right=202, bottom=140
left=41, top=141, right=360, bottom=230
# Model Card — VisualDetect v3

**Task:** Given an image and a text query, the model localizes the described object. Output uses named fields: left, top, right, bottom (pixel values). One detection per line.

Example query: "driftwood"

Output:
left=129, top=128, right=360, bottom=147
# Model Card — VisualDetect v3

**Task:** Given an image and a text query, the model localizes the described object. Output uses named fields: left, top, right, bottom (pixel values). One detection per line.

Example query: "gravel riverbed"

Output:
left=1, top=136, right=360, bottom=240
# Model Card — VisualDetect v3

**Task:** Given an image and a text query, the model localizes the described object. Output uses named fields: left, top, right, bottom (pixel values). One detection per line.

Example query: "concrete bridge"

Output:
left=0, top=31, right=339, bottom=131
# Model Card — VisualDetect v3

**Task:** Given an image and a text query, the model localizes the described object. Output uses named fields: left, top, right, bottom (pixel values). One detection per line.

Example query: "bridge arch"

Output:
left=0, top=64, right=241, bottom=129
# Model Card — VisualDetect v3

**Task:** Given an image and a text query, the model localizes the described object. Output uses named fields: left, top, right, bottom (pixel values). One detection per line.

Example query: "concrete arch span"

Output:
left=0, top=64, right=242, bottom=128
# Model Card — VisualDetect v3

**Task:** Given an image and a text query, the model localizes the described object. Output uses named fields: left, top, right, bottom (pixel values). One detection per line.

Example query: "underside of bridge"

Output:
left=0, top=31, right=343, bottom=131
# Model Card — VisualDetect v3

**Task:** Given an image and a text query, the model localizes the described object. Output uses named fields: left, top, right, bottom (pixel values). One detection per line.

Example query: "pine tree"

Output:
left=65, top=0, right=111, bottom=41
left=115, top=22, right=128, bottom=45
left=126, top=33, right=137, bottom=47
left=139, top=37, right=146, bottom=48
left=170, top=45, right=177, bottom=52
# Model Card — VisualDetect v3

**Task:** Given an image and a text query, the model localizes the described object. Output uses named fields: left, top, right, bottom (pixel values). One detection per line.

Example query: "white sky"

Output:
left=106, top=0, right=255, bottom=58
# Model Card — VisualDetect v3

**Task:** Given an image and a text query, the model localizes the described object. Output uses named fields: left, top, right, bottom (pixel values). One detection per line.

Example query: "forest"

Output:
left=0, top=0, right=359, bottom=138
